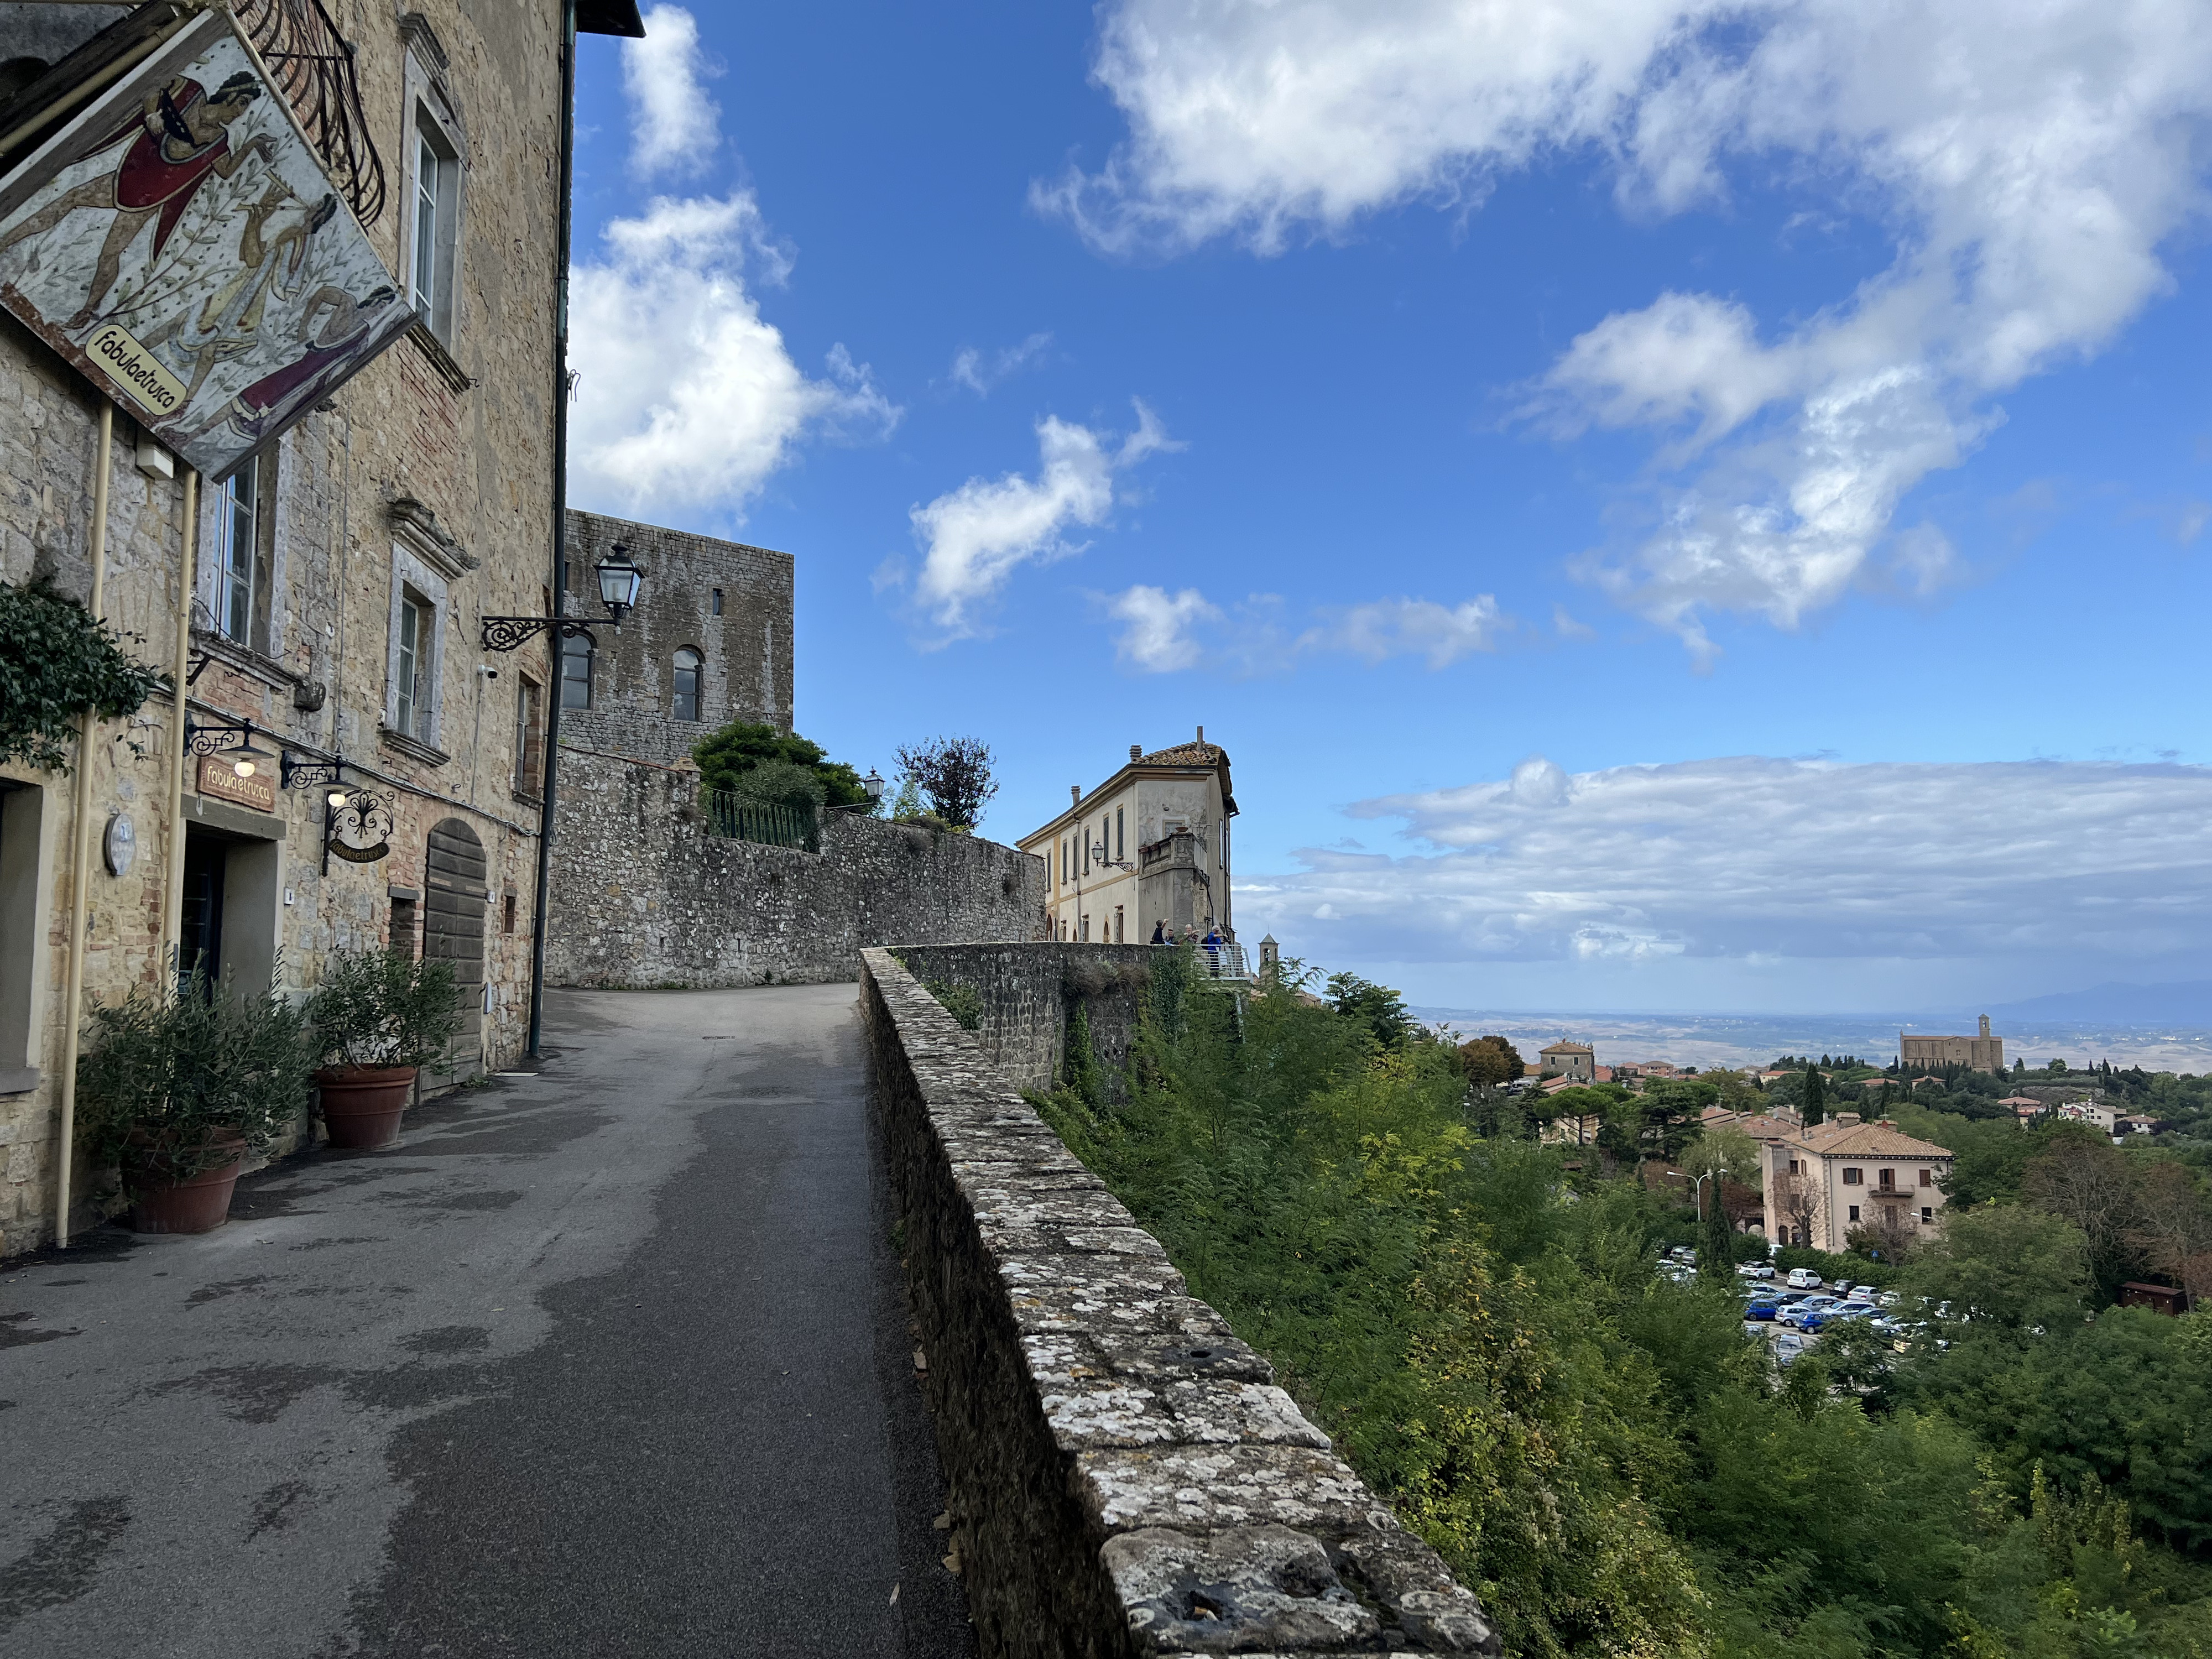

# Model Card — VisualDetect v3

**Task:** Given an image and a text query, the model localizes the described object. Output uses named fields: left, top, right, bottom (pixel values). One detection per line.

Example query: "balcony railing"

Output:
left=233, top=0, right=387, bottom=225
left=701, top=790, right=817, bottom=852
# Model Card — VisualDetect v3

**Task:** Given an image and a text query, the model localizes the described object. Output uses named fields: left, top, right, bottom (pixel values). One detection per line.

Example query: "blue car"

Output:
left=1745, top=1300, right=1782, bottom=1322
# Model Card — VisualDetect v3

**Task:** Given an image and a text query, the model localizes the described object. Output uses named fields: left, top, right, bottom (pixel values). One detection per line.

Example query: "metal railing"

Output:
left=700, top=789, right=817, bottom=852
left=233, top=0, right=388, bottom=225
left=1186, top=940, right=1251, bottom=981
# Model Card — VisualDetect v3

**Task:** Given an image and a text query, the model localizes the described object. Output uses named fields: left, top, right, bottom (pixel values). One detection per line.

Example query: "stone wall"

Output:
left=545, top=747, right=1048, bottom=989
left=860, top=948, right=1498, bottom=1658
left=558, top=509, right=794, bottom=766
left=890, top=942, right=1159, bottom=1099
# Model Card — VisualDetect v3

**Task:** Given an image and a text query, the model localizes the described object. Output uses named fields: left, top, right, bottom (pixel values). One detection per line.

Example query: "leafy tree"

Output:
left=726, top=757, right=827, bottom=816
left=1457, top=1032, right=1525, bottom=1088
left=1903, top=1203, right=2090, bottom=1332
left=2023, top=1135, right=2144, bottom=1303
left=891, top=734, right=998, bottom=828
left=1326, top=972, right=1412, bottom=1051
left=693, top=720, right=873, bottom=808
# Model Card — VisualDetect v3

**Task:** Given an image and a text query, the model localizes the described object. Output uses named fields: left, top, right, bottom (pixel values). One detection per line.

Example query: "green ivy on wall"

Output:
left=0, top=580, right=168, bottom=774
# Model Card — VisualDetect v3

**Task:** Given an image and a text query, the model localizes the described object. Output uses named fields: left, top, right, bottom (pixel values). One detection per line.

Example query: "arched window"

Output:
left=560, top=630, right=592, bottom=709
left=671, top=646, right=702, bottom=722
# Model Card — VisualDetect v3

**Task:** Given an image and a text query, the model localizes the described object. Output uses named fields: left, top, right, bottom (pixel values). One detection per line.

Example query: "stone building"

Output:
left=1901, top=1014, right=2005, bottom=1073
left=1018, top=730, right=1237, bottom=945
left=556, top=509, right=793, bottom=768
left=0, top=0, right=643, bottom=1253
left=1764, top=1114, right=1954, bottom=1252
left=1538, top=1039, right=1595, bottom=1081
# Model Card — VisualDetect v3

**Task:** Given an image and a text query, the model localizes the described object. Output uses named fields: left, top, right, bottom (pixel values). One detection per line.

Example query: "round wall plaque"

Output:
left=103, top=811, right=135, bottom=877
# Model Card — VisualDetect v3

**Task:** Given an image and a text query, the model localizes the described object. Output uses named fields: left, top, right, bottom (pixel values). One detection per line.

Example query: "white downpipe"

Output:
left=161, top=469, right=198, bottom=972
left=55, top=401, right=113, bottom=1249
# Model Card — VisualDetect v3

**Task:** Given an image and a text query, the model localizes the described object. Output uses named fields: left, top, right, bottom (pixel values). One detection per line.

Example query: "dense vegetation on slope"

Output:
left=1034, top=951, right=2212, bottom=1659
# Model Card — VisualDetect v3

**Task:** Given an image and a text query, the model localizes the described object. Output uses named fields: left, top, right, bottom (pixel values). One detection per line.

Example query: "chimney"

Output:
left=1979, top=1014, right=1991, bottom=1038
left=1130, top=744, right=1141, bottom=761
left=1196, top=724, right=1204, bottom=744
left=1071, top=785, right=1081, bottom=806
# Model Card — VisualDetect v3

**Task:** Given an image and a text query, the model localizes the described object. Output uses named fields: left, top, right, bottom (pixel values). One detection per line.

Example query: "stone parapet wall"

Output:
left=890, top=942, right=1158, bottom=1097
left=860, top=947, right=1499, bottom=1657
left=545, top=748, right=1048, bottom=989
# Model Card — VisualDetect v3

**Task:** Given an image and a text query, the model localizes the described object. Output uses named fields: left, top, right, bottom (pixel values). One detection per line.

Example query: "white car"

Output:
left=1735, top=1262, right=1776, bottom=1280
left=1785, top=1267, right=1823, bottom=1289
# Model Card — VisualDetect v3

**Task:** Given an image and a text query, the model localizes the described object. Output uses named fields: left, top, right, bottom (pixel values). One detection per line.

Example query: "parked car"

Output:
left=1780, top=1303, right=1840, bottom=1330
left=1772, top=1333, right=1808, bottom=1364
left=1844, top=1287, right=1877, bottom=1305
left=1786, top=1267, right=1823, bottom=1289
left=1876, top=1291, right=1900, bottom=1308
left=1744, top=1300, right=1781, bottom=1322
left=1736, top=1262, right=1776, bottom=1280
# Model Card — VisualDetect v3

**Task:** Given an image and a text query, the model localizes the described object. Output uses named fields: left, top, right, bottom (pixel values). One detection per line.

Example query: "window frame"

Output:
left=671, top=645, right=703, bottom=723
left=1842, top=1167, right=1863, bottom=1186
left=560, top=629, right=593, bottom=710
left=514, top=674, right=544, bottom=797
left=394, top=589, right=432, bottom=738
left=382, top=543, right=451, bottom=750
left=401, top=81, right=465, bottom=345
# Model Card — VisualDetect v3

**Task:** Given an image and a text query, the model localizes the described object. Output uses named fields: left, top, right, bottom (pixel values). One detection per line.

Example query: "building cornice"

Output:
left=1019, top=760, right=1237, bottom=850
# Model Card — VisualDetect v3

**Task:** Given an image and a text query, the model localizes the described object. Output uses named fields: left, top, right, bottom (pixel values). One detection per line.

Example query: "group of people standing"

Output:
left=1147, top=919, right=1228, bottom=973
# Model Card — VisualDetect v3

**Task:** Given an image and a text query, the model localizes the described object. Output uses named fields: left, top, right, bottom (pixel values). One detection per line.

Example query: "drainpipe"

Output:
left=525, top=0, right=578, bottom=1061
left=55, top=401, right=114, bottom=1249
left=161, top=468, right=198, bottom=975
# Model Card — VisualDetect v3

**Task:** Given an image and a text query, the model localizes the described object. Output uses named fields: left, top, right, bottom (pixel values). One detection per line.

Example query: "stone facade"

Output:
left=557, top=509, right=794, bottom=766
left=0, top=1, right=620, bottom=1253
left=860, top=948, right=1499, bottom=1657
left=1900, top=1015, right=2005, bottom=1073
left=545, top=747, right=1048, bottom=989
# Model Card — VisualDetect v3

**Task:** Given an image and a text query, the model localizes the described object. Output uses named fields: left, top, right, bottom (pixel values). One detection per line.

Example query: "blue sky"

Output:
left=565, top=1, right=2212, bottom=1018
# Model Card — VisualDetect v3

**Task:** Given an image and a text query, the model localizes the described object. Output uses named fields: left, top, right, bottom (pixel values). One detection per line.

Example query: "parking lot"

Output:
left=1653, top=1247, right=1921, bottom=1365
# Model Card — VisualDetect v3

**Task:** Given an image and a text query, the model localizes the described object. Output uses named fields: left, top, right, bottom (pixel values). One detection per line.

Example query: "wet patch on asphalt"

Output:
left=0, top=1496, right=131, bottom=1625
left=185, top=1276, right=277, bottom=1307
left=151, top=1363, right=346, bottom=1424
left=247, top=1480, right=318, bottom=1541
left=400, top=1326, right=492, bottom=1356
left=0, top=1311, right=78, bottom=1348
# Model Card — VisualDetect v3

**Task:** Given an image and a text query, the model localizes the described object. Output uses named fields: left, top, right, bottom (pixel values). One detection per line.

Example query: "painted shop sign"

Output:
left=197, top=753, right=276, bottom=813
left=326, top=789, right=395, bottom=864
left=0, top=10, right=413, bottom=480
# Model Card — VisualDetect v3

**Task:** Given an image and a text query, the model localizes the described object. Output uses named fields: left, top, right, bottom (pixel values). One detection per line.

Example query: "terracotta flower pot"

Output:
left=126, top=1130, right=247, bottom=1235
left=316, top=1065, right=418, bottom=1150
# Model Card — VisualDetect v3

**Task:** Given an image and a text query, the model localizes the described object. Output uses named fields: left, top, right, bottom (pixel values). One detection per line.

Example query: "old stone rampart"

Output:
left=545, top=748, right=1047, bottom=988
left=890, top=942, right=1157, bottom=1098
left=860, top=947, right=1499, bottom=1657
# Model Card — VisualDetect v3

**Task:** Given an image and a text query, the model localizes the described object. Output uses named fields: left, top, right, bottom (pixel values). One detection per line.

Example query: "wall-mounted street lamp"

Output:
left=184, top=715, right=273, bottom=778
left=480, top=543, right=649, bottom=653
left=827, top=769, right=889, bottom=815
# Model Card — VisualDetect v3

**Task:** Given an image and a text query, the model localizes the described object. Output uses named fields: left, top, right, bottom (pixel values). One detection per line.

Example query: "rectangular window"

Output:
left=1113, top=905, right=1124, bottom=943
left=215, top=456, right=265, bottom=649
left=1918, top=1167, right=1932, bottom=1186
left=1083, top=827, right=1090, bottom=875
left=502, top=893, right=517, bottom=934
left=1842, top=1167, right=1863, bottom=1185
left=390, top=894, right=419, bottom=959
left=712, top=588, right=724, bottom=616
left=1848, top=1204, right=1860, bottom=1223
left=1079, top=914, right=1089, bottom=941
left=1787, top=1159, right=1799, bottom=1174
left=1116, top=806, right=1124, bottom=862
left=1877, top=1168, right=1895, bottom=1190
left=1921, top=1207, right=1933, bottom=1223
left=408, top=113, right=461, bottom=340
left=394, top=592, right=432, bottom=737
left=514, top=676, right=544, bottom=797
left=672, top=648, right=701, bottom=722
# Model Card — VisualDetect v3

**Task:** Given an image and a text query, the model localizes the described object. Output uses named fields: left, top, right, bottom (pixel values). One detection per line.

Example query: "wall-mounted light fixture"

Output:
left=480, top=544, right=648, bottom=653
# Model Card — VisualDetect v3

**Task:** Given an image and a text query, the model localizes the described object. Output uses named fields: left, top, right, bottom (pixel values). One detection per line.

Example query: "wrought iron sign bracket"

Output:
left=183, top=714, right=257, bottom=758
left=280, top=751, right=345, bottom=791
left=479, top=615, right=599, bottom=654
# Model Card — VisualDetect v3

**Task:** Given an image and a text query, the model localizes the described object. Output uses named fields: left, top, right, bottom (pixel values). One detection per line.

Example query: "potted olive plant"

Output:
left=304, top=950, right=462, bottom=1150
left=75, top=969, right=312, bottom=1233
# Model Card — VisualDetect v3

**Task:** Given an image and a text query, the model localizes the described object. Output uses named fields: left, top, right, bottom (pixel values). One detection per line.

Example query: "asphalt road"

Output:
left=0, top=983, right=973, bottom=1657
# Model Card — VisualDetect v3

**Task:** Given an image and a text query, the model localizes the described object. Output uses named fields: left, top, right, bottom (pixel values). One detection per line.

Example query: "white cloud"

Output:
left=625, top=6, right=721, bottom=180
left=1108, top=584, right=1220, bottom=670
left=1051, top=1, right=2212, bottom=651
left=1240, top=756, right=2212, bottom=979
left=569, top=195, right=895, bottom=515
left=950, top=332, right=1055, bottom=396
left=910, top=403, right=1173, bottom=637
left=570, top=12, right=896, bottom=516
left=1103, top=586, right=1508, bottom=673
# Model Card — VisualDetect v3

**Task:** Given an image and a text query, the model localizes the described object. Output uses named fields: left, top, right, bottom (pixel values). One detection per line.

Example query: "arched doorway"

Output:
left=424, top=818, right=487, bottom=1068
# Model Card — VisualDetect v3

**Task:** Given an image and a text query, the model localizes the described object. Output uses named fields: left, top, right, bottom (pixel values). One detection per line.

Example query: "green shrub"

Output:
left=76, top=969, right=311, bottom=1187
left=305, top=949, right=463, bottom=1071
left=922, top=979, right=982, bottom=1031
left=0, top=578, right=167, bottom=774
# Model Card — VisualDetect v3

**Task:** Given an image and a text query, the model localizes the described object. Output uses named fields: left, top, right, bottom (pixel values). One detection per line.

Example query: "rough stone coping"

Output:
left=861, top=948, right=1500, bottom=1656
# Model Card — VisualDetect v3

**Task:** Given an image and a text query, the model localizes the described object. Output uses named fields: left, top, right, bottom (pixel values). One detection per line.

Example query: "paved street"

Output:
left=0, top=984, right=972, bottom=1658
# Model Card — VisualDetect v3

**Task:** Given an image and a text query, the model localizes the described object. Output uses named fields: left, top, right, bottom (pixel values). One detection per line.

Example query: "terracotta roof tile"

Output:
left=1139, top=740, right=1229, bottom=768
left=1795, top=1119, right=1953, bottom=1158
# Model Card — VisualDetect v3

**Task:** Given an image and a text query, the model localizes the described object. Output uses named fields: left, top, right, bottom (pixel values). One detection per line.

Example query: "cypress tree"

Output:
left=1803, top=1062, right=1826, bottom=1126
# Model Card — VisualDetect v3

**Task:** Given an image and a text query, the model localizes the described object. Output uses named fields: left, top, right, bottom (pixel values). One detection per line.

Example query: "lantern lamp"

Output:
left=596, top=544, right=644, bottom=622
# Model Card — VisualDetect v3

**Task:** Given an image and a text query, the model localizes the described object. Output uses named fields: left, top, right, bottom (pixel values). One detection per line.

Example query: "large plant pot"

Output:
left=126, top=1132, right=247, bottom=1235
left=316, top=1065, right=418, bottom=1151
